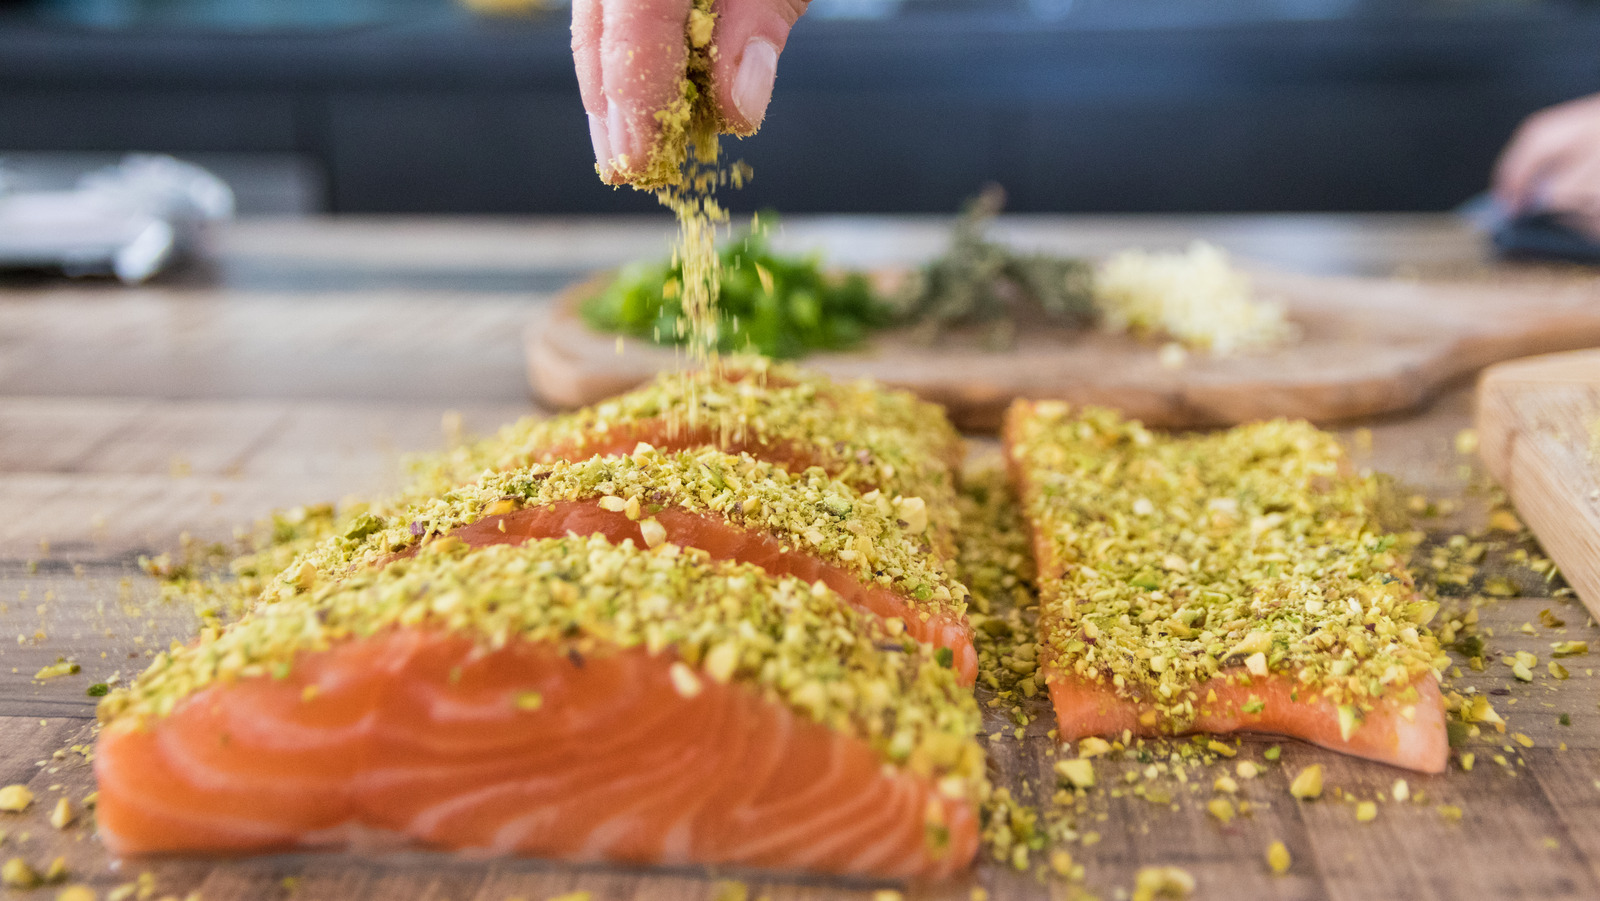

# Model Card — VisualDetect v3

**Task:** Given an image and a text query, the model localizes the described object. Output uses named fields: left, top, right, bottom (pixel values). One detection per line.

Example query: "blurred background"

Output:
left=1, top=0, right=1598, bottom=216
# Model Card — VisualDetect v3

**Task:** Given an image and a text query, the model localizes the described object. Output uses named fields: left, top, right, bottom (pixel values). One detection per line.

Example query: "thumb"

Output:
left=710, top=0, right=808, bottom=135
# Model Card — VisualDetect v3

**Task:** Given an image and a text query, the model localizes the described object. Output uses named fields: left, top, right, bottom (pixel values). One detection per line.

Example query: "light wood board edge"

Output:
left=1478, top=349, right=1600, bottom=623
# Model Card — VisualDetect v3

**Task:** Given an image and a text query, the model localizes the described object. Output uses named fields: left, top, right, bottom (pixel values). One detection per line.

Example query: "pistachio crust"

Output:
left=404, top=358, right=962, bottom=512
left=269, top=448, right=970, bottom=632
left=1006, top=401, right=1444, bottom=731
left=103, top=536, right=985, bottom=796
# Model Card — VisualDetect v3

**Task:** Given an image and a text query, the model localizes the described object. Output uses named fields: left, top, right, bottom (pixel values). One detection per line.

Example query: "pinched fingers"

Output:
left=573, top=0, right=694, bottom=183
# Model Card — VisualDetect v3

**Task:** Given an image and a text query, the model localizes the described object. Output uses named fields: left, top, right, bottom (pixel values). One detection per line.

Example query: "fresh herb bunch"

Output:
left=891, top=185, right=1096, bottom=348
left=581, top=228, right=894, bottom=360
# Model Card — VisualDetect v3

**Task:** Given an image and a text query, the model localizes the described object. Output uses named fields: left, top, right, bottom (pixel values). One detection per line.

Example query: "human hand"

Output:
left=1494, top=92, right=1600, bottom=236
left=572, top=0, right=808, bottom=185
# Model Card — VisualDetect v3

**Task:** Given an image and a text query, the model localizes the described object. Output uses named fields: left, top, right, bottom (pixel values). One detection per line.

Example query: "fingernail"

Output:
left=606, top=102, right=636, bottom=176
left=732, top=39, right=778, bottom=127
left=587, top=112, right=613, bottom=180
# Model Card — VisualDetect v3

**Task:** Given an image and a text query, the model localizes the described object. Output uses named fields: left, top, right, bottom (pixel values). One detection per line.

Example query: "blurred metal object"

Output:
left=0, top=154, right=233, bottom=284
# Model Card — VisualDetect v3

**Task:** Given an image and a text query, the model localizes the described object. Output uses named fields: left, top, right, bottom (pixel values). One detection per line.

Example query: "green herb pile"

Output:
left=580, top=229, right=893, bottom=360
left=891, top=186, right=1096, bottom=348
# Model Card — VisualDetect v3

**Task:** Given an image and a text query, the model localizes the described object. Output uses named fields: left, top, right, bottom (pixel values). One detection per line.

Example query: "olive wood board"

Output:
left=527, top=268, right=1600, bottom=431
left=1478, top=348, right=1600, bottom=623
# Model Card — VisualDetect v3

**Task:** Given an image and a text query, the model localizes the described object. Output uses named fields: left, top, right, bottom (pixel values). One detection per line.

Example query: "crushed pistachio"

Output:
left=48, top=798, right=72, bottom=830
left=1289, top=764, right=1324, bottom=800
left=33, top=660, right=79, bottom=680
left=2, top=856, right=38, bottom=888
left=56, top=885, right=96, bottom=901
left=1266, top=841, right=1291, bottom=874
left=712, top=880, right=749, bottom=901
left=103, top=536, right=985, bottom=798
left=0, top=785, right=32, bottom=813
left=400, top=359, right=962, bottom=522
left=1132, top=865, right=1196, bottom=901
left=267, top=449, right=969, bottom=636
left=1207, top=797, right=1236, bottom=823
left=1355, top=801, right=1377, bottom=822
left=1392, top=778, right=1410, bottom=802
left=1055, top=759, right=1096, bottom=789
left=1008, top=402, right=1441, bottom=734
left=1438, top=804, right=1463, bottom=821
left=1553, top=641, right=1589, bottom=657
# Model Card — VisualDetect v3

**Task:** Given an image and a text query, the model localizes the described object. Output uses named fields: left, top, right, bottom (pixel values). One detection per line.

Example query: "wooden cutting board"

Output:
left=528, top=267, right=1600, bottom=431
left=1478, top=348, right=1600, bottom=622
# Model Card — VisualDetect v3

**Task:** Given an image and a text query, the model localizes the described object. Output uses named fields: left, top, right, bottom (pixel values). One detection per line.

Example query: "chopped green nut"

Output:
left=1355, top=801, right=1377, bottom=822
left=1290, top=764, right=1324, bottom=800
left=0, top=785, right=32, bottom=813
left=1132, top=865, right=1196, bottom=901
left=1055, top=758, right=1096, bottom=789
left=33, top=661, right=79, bottom=680
left=1266, top=841, right=1291, bottom=874
left=2, top=857, right=38, bottom=888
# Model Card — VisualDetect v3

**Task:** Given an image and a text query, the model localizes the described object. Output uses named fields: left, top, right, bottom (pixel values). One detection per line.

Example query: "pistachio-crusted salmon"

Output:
left=96, top=538, right=984, bottom=876
left=404, top=359, right=964, bottom=524
left=1003, top=401, right=1449, bottom=773
left=278, top=448, right=978, bottom=685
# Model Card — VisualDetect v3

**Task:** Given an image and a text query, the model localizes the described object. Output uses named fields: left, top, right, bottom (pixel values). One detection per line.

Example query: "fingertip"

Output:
left=588, top=112, right=616, bottom=182
left=730, top=39, right=779, bottom=131
left=710, top=0, right=806, bottom=133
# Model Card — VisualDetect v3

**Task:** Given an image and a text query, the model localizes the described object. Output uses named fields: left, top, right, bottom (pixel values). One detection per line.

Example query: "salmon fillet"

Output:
left=97, top=538, right=983, bottom=877
left=276, top=449, right=977, bottom=687
left=442, top=500, right=978, bottom=685
left=226, top=361, right=962, bottom=617
left=403, top=358, right=964, bottom=527
left=1003, top=400, right=1449, bottom=773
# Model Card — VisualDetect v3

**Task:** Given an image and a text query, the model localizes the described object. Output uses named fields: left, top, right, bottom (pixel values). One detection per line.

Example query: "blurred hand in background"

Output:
left=1495, top=92, right=1600, bottom=237
left=573, top=0, right=808, bottom=183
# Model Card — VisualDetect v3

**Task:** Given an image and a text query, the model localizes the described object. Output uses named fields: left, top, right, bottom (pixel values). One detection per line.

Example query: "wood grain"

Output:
left=1477, top=349, right=1600, bottom=622
left=2, top=214, right=1596, bottom=901
left=528, top=268, right=1600, bottom=431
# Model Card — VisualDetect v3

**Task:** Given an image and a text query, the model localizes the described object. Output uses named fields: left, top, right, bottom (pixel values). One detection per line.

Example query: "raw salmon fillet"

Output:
left=225, top=361, right=963, bottom=617
left=1003, top=400, right=1449, bottom=773
left=276, top=448, right=978, bottom=686
left=442, top=500, right=977, bottom=685
left=97, top=538, right=983, bottom=878
left=403, top=358, right=964, bottom=528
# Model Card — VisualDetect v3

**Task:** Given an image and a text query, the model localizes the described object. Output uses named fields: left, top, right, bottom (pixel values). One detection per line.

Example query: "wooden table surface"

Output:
left=0, top=213, right=1593, bottom=901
